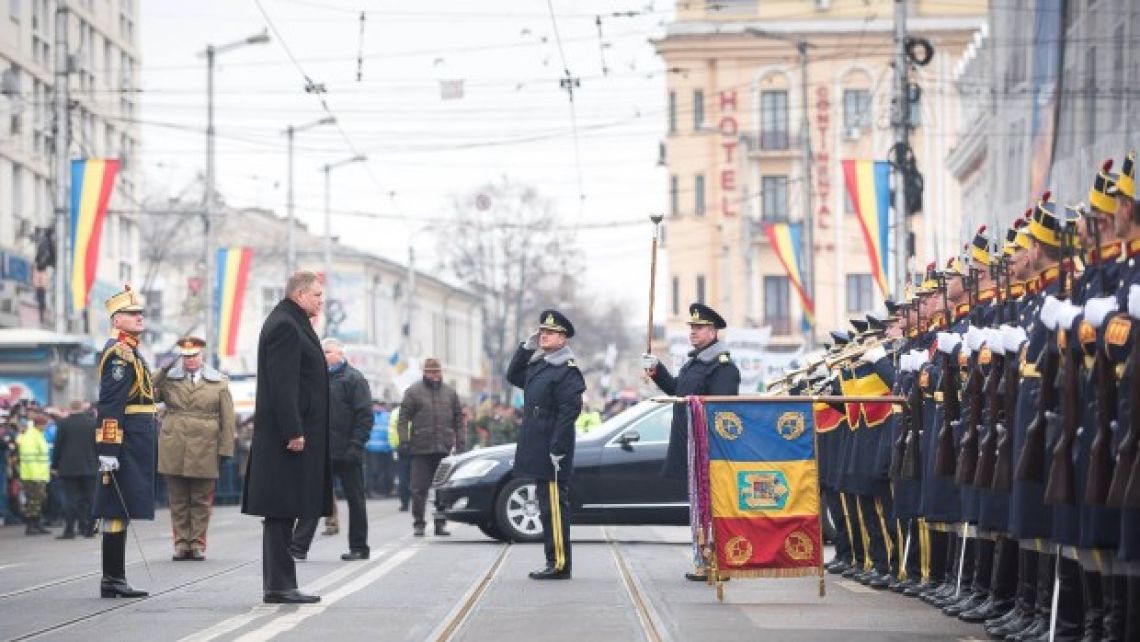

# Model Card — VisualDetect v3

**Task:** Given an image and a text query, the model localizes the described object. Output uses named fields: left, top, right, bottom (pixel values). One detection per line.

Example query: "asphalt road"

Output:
left=0, top=499, right=985, bottom=641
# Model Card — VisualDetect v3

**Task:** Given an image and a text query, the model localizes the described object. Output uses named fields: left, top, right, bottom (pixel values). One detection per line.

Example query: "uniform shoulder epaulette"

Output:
left=111, top=341, right=136, bottom=364
left=718, top=353, right=732, bottom=364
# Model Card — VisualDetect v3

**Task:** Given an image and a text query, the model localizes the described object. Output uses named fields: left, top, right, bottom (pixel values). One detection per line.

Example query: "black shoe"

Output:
left=528, top=566, right=572, bottom=580
left=413, top=525, right=425, bottom=537
left=867, top=573, right=892, bottom=590
left=263, top=589, right=321, bottom=604
left=825, top=560, right=850, bottom=575
left=944, top=592, right=987, bottom=617
left=100, top=577, right=148, bottom=598
left=961, top=597, right=1012, bottom=623
left=434, top=525, right=451, bottom=537
left=172, top=551, right=193, bottom=561
left=340, top=550, right=369, bottom=561
left=188, top=550, right=205, bottom=561
left=1006, top=617, right=1047, bottom=641
left=289, top=548, right=307, bottom=561
left=986, top=611, right=1032, bottom=639
left=399, top=504, right=409, bottom=512
left=841, top=566, right=861, bottom=579
left=684, top=572, right=729, bottom=582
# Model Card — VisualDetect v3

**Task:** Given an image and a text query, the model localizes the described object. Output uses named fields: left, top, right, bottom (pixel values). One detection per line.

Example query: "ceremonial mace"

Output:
left=646, top=214, right=664, bottom=355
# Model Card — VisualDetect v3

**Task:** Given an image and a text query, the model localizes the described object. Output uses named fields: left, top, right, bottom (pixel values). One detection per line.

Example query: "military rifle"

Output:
left=1107, top=325, right=1140, bottom=507
left=974, top=255, right=1006, bottom=488
left=955, top=265, right=984, bottom=485
left=992, top=256, right=1020, bottom=492
left=1044, top=221, right=1081, bottom=505
left=900, top=363, right=925, bottom=480
left=934, top=271, right=962, bottom=477
left=1085, top=218, right=1118, bottom=504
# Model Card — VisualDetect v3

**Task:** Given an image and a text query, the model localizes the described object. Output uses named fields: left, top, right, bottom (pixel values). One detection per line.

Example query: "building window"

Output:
left=696, top=275, right=706, bottom=304
left=761, top=175, right=788, bottom=221
left=764, top=275, right=791, bottom=334
left=142, top=289, right=162, bottom=342
left=670, top=175, right=680, bottom=217
left=760, top=90, right=789, bottom=150
left=692, top=89, right=705, bottom=130
left=846, top=274, right=874, bottom=313
left=694, top=174, right=706, bottom=215
left=671, top=276, right=680, bottom=315
left=668, top=90, right=677, bottom=134
left=1113, top=26, right=1124, bottom=126
left=843, top=89, right=871, bottom=132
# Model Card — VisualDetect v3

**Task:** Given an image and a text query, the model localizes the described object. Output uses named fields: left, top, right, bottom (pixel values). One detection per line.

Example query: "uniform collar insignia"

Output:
left=116, top=331, right=139, bottom=348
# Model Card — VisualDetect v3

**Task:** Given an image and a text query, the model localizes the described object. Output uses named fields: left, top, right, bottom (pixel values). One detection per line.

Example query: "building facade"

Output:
left=139, top=202, right=485, bottom=401
left=948, top=0, right=1140, bottom=230
left=0, top=0, right=140, bottom=331
left=655, top=0, right=985, bottom=348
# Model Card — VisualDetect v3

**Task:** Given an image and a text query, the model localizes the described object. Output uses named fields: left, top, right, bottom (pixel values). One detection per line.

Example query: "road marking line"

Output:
left=179, top=541, right=410, bottom=642
left=233, top=548, right=417, bottom=642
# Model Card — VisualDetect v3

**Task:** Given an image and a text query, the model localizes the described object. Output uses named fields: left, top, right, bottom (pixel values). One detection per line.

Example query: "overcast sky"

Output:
left=138, top=0, right=672, bottom=316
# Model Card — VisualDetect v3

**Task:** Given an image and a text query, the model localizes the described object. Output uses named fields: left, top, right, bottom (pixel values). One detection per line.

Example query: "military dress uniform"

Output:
left=94, top=285, right=157, bottom=599
left=506, top=310, right=586, bottom=580
left=646, top=303, right=740, bottom=581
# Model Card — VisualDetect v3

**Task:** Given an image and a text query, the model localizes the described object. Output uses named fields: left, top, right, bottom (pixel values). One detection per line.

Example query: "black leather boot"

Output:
left=1099, top=574, right=1124, bottom=642
left=1080, top=568, right=1103, bottom=642
left=100, top=531, right=147, bottom=598
left=1053, top=556, right=1085, bottom=641
left=986, top=546, right=1034, bottom=634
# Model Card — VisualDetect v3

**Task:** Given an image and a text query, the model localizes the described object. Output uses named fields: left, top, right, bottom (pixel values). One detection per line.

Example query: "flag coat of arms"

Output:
left=690, top=399, right=824, bottom=584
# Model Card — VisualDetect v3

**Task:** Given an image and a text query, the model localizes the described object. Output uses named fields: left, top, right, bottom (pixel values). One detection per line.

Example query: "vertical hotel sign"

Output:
left=719, top=90, right=738, bottom=216
left=814, top=86, right=832, bottom=234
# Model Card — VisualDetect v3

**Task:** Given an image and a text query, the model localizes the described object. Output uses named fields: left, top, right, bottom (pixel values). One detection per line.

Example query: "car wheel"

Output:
left=494, top=478, right=544, bottom=543
left=478, top=522, right=509, bottom=542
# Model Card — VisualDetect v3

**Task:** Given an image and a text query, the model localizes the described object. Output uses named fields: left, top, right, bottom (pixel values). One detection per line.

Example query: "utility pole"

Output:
left=320, top=155, right=367, bottom=337
left=284, top=116, right=335, bottom=275
left=52, top=6, right=70, bottom=333
left=893, top=0, right=910, bottom=300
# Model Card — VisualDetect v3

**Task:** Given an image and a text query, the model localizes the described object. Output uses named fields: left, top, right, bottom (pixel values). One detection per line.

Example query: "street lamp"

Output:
left=320, top=155, right=367, bottom=337
left=744, top=28, right=816, bottom=349
left=197, top=29, right=270, bottom=366
left=284, top=116, right=336, bottom=274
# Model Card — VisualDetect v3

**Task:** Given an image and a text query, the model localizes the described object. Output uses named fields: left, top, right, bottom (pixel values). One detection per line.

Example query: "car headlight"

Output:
left=449, top=459, right=499, bottom=481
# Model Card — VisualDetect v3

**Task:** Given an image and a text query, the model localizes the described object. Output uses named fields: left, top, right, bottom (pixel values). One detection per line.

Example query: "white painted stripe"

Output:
left=0, top=563, right=26, bottom=572
left=179, top=543, right=409, bottom=642
left=233, top=549, right=417, bottom=642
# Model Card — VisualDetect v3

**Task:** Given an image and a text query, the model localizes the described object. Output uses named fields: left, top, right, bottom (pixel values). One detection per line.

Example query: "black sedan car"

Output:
left=432, top=400, right=688, bottom=542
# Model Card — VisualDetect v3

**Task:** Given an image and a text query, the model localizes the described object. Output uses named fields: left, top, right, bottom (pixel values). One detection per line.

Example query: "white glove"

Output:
left=983, top=327, right=1004, bottom=350
left=899, top=353, right=913, bottom=372
left=98, top=456, right=119, bottom=472
left=523, top=330, right=540, bottom=351
left=965, top=326, right=985, bottom=352
left=1056, top=302, right=1082, bottom=330
left=936, top=332, right=961, bottom=355
left=860, top=345, right=887, bottom=364
left=1129, top=284, right=1140, bottom=320
left=911, top=349, right=930, bottom=368
left=1084, top=296, right=1118, bottom=329
left=1040, top=295, right=1062, bottom=331
left=550, top=453, right=564, bottom=473
left=641, top=353, right=659, bottom=372
left=1001, top=325, right=1028, bottom=354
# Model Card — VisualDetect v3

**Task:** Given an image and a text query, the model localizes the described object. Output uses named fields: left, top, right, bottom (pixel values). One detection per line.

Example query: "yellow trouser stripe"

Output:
left=874, top=497, right=895, bottom=568
left=855, top=497, right=872, bottom=571
left=839, top=493, right=857, bottom=565
left=549, top=481, right=565, bottom=572
left=922, top=519, right=931, bottom=583
left=103, top=518, right=126, bottom=534
left=896, top=520, right=907, bottom=581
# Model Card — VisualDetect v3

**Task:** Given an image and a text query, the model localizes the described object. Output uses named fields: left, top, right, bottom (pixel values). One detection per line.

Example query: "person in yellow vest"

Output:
left=390, top=407, right=411, bottom=511
left=16, top=416, right=51, bottom=535
left=574, top=398, right=602, bottom=433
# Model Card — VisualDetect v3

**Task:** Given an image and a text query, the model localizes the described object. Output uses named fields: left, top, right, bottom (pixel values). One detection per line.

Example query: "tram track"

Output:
left=604, top=527, right=668, bottom=642
left=430, top=543, right=512, bottom=642
left=8, top=559, right=257, bottom=641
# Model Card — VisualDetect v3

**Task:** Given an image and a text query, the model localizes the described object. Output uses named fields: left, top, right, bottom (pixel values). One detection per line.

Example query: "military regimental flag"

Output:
left=691, top=398, right=824, bottom=589
left=215, top=247, right=253, bottom=357
left=70, top=158, right=120, bottom=311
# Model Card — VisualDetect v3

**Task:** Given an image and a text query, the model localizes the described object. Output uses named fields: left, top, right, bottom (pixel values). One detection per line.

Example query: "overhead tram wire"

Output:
left=545, top=0, right=587, bottom=225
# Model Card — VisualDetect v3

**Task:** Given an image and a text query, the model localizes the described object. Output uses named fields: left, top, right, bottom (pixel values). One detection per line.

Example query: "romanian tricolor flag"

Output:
left=842, top=160, right=891, bottom=297
left=762, top=222, right=815, bottom=327
left=215, top=247, right=253, bottom=357
left=690, top=398, right=824, bottom=590
left=70, top=159, right=120, bottom=311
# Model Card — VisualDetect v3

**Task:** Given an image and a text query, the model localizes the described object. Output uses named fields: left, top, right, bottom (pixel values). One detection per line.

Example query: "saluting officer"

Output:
left=93, top=285, right=157, bottom=599
left=642, top=302, right=741, bottom=581
left=506, top=309, right=586, bottom=580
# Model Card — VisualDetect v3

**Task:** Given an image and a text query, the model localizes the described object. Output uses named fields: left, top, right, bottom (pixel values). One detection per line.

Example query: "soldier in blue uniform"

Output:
left=506, top=309, right=586, bottom=580
left=642, top=302, right=741, bottom=581
left=93, top=285, right=156, bottom=599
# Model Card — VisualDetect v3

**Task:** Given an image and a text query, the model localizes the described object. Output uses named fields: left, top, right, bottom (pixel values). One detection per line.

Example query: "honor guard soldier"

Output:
left=506, top=309, right=586, bottom=580
left=94, top=285, right=157, bottom=598
left=641, top=302, right=741, bottom=581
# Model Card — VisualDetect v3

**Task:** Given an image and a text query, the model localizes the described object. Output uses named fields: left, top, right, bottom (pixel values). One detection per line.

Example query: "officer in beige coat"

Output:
left=154, top=337, right=236, bottom=560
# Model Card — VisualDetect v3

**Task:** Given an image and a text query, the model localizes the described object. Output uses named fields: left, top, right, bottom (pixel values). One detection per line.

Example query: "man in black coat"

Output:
left=506, top=309, right=586, bottom=580
left=642, top=302, right=740, bottom=581
left=241, top=271, right=332, bottom=605
left=291, top=337, right=372, bottom=561
left=50, top=400, right=98, bottom=538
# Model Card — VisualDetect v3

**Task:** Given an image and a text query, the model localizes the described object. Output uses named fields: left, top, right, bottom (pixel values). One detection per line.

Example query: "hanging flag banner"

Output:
left=69, top=158, right=120, bottom=311
left=688, top=397, right=824, bottom=595
left=215, top=247, right=253, bottom=357
left=762, top=222, right=815, bottom=328
left=841, top=160, right=891, bottom=297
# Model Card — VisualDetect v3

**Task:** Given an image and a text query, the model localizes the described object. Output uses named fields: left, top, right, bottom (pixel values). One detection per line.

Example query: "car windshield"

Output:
left=576, top=400, right=665, bottom=444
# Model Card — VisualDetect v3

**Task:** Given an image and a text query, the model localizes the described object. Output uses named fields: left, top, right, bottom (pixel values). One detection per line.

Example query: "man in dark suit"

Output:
left=241, top=271, right=332, bottom=605
left=50, top=400, right=98, bottom=539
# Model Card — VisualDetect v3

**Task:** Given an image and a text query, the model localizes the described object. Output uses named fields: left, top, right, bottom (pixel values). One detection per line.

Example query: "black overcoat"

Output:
left=51, top=411, right=98, bottom=477
left=241, top=298, right=332, bottom=519
left=505, top=344, right=586, bottom=481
